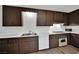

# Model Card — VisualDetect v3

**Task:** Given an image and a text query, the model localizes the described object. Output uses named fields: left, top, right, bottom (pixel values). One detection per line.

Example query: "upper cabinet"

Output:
left=3, top=5, right=22, bottom=26
left=37, top=10, right=54, bottom=26
left=54, top=12, right=68, bottom=25
left=3, top=5, right=68, bottom=26
left=54, top=12, right=64, bottom=23
left=46, top=11, right=54, bottom=26
left=69, top=10, right=79, bottom=25
left=37, top=10, right=68, bottom=26
left=37, top=10, right=47, bottom=26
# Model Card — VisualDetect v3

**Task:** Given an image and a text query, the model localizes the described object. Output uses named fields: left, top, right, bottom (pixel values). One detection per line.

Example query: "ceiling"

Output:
left=13, top=5, right=79, bottom=13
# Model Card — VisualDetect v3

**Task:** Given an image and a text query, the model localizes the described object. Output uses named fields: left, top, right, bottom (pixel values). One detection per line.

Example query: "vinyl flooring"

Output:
left=32, top=45, right=79, bottom=54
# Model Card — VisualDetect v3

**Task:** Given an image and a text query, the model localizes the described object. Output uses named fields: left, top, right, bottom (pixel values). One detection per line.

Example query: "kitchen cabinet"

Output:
left=7, top=38, right=19, bottom=54
left=69, top=9, right=79, bottom=25
left=54, top=12, right=68, bottom=25
left=3, top=5, right=22, bottom=26
left=0, top=38, right=19, bottom=54
left=63, top=13, right=69, bottom=26
left=71, top=34, right=79, bottom=48
left=37, top=10, right=68, bottom=26
left=0, top=39, right=8, bottom=54
left=49, top=35, right=59, bottom=48
left=54, top=12, right=64, bottom=23
left=0, top=36, right=38, bottom=54
left=46, top=11, right=54, bottom=26
left=37, top=10, right=54, bottom=26
left=67, top=33, right=71, bottom=45
left=19, top=37, right=38, bottom=54
left=37, top=10, right=47, bottom=26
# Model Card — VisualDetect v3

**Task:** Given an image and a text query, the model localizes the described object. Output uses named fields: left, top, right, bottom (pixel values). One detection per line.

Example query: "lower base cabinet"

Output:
left=0, top=36, right=38, bottom=54
left=0, top=39, right=8, bottom=53
left=7, top=38, right=19, bottom=54
left=71, top=34, right=79, bottom=48
left=19, top=37, right=38, bottom=54
left=49, top=35, right=59, bottom=48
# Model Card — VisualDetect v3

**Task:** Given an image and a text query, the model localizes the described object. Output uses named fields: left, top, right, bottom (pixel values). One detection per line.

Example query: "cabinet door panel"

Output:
left=49, top=35, right=59, bottom=48
left=54, top=12, right=64, bottom=23
left=19, top=37, right=38, bottom=54
left=0, top=39, right=8, bottom=54
left=46, top=11, right=54, bottom=26
left=3, top=6, right=22, bottom=26
left=37, top=10, right=46, bottom=26
left=64, top=13, right=69, bottom=26
left=7, top=38, right=19, bottom=54
left=69, top=10, right=79, bottom=25
left=71, top=34, right=79, bottom=48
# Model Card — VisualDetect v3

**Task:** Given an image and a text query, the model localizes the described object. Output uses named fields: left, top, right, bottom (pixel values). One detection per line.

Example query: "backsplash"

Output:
left=65, top=26, right=79, bottom=33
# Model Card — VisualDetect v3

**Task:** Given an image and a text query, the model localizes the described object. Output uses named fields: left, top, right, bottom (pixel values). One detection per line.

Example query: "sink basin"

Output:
left=21, top=33, right=37, bottom=36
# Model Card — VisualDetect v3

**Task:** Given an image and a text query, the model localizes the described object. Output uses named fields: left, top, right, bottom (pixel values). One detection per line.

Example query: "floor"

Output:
left=32, top=45, right=79, bottom=54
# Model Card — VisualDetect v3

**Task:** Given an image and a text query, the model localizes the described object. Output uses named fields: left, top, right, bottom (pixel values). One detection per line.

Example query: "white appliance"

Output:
left=59, top=37, right=67, bottom=46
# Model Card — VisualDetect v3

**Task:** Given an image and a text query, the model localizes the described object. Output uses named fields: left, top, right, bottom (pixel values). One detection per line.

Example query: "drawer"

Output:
left=19, top=37, right=38, bottom=42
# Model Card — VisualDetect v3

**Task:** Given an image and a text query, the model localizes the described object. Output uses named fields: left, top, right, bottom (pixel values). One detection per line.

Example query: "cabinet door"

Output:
left=63, top=13, right=69, bottom=26
left=54, top=12, right=64, bottom=23
left=37, top=10, right=46, bottom=26
left=19, top=37, right=38, bottom=54
left=7, top=38, right=19, bottom=54
left=69, top=10, right=79, bottom=25
left=0, top=39, right=8, bottom=54
left=71, top=34, right=79, bottom=48
left=3, top=6, right=22, bottom=26
left=49, top=35, right=59, bottom=48
left=46, top=11, right=54, bottom=26
left=67, top=33, right=71, bottom=45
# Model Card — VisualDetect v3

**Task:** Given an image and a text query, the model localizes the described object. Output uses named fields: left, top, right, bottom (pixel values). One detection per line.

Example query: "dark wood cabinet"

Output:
left=37, top=10, right=54, bottom=26
left=19, top=37, right=38, bottom=54
left=37, top=10, right=68, bottom=26
left=7, top=38, right=19, bottom=54
left=3, top=6, right=22, bottom=26
left=46, top=11, right=54, bottom=26
left=67, top=33, right=71, bottom=45
left=0, top=38, right=19, bottom=54
left=63, top=13, right=69, bottom=26
left=71, top=34, right=79, bottom=48
left=54, top=12, right=64, bottom=23
left=0, top=39, right=8, bottom=54
left=54, top=12, right=68, bottom=25
left=37, top=10, right=47, bottom=26
left=0, top=36, right=38, bottom=54
left=69, top=9, right=79, bottom=25
left=49, top=35, right=59, bottom=48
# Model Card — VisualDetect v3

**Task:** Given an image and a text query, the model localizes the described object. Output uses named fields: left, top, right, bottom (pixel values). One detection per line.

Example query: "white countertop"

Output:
left=49, top=31, right=79, bottom=35
left=0, top=31, right=79, bottom=39
left=0, top=35, right=38, bottom=39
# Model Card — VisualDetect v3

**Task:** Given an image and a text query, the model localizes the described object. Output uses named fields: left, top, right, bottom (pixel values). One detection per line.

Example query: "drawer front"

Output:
left=71, top=34, right=79, bottom=48
left=19, top=37, right=38, bottom=42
